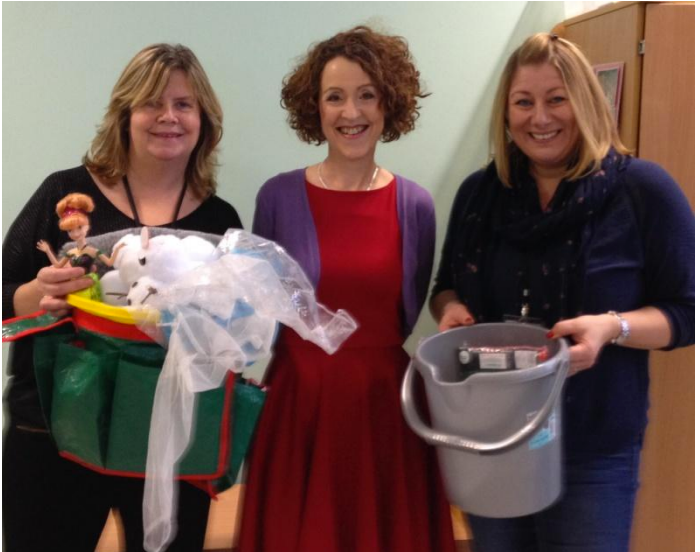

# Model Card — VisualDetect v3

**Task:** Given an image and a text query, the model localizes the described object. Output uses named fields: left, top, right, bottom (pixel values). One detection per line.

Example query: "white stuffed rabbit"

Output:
left=100, top=227, right=217, bottom=306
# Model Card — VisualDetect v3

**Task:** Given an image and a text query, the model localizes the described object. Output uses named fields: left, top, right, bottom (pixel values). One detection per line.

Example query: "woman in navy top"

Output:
left=431, top=33, right=694, bottom=552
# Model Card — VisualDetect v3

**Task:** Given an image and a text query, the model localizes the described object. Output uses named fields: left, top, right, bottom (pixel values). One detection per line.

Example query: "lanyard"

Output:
left=123, top=175, right=188, bottom=227
left=503, top=250, right=543, bottom=326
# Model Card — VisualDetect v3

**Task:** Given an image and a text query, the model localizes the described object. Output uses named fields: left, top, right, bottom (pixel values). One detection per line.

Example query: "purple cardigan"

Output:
left=252, top=168, right=435, bottom=338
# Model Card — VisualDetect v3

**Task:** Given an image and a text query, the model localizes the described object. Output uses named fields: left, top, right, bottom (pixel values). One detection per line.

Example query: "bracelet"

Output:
left=607, top=311, right=630, bottom=345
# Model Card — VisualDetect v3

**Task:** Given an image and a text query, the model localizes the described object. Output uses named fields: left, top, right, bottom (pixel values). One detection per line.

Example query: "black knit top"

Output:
left=2, top=165, right=243, bottom=427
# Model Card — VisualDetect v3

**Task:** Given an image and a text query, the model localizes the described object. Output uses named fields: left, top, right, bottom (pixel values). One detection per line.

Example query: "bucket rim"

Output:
left=414, top=323, right=566, bottom=386
left=415, top=355, right=561, bottom=386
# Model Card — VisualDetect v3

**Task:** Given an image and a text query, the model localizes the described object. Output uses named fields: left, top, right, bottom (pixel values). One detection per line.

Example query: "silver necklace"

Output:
left=317, top=162, right=380, bottom=191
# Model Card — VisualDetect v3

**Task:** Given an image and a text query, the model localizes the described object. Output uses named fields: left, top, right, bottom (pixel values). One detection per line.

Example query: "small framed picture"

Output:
left=593, top=62, right=624, bottom=125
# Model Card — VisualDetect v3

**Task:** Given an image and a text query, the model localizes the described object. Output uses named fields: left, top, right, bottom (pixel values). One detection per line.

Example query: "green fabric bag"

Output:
left=106, top=343, right=231, bottom=476
left=213, top=377, right=268, bottom=493
left=51, top=342, right=119, bottom=467
left=3, top=309, right=266, bottom=493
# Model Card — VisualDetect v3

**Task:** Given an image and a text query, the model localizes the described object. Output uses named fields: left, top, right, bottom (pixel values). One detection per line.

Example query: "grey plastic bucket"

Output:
left=401, top=323, right=569, bottom=518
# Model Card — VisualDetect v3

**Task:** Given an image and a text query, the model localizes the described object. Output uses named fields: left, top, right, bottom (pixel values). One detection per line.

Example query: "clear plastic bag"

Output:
left=136, top=230, right=357, bottom=552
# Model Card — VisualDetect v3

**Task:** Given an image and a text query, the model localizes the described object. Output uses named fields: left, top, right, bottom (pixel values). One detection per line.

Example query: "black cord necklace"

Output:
left=122, top=175, right=188, bottom=227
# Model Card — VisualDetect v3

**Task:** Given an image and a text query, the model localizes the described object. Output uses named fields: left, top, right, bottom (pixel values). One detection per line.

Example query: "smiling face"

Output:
left=68, top=224, right=89, bottom=243
left=319, top=56, right=384, bottom=162
left=507, top=63, right=580, bottom=177
left=129, top=70, right=201, bottom=167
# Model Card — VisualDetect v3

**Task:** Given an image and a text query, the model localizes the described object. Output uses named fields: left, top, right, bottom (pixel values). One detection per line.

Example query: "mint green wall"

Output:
left=2, top=2, right=565, bottom=380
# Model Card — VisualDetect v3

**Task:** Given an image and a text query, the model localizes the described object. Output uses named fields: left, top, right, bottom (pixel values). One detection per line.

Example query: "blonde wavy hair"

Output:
left=490, top=33, right=630, bottom=186
left=83, top=43, right=223, bottom=198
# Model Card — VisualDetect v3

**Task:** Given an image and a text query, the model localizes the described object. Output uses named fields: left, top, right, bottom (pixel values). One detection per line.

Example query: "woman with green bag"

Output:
left=3, top=43, right=242, bottom=552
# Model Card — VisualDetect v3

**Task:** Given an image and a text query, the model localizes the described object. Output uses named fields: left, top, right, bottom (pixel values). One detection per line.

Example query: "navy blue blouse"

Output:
left=433, top=156, right=694, bottom=453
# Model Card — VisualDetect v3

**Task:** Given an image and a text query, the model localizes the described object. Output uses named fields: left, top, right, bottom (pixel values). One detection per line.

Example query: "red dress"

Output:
left=238, top=180, right=456, bottom=552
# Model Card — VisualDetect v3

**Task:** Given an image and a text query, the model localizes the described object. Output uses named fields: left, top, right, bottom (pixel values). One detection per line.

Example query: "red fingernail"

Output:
left=546, top=331, right=554, bottom=339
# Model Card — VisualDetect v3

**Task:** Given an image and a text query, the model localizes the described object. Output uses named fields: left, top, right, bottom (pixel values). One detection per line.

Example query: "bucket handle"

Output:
left=400, top=345, right=569, bottom=455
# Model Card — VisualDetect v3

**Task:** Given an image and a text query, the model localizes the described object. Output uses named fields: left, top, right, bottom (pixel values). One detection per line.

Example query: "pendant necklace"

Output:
left=317, top=162, right=380, bottom=191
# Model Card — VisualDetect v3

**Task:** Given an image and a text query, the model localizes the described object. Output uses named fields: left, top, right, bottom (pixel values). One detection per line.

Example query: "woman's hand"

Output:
left=36, top=265, right=94, bottom=317
left=437, top=302, right=476, bottom=332
left=431, top=289, right=476, bottom=332
left=548, top=314, right=620, bottom=376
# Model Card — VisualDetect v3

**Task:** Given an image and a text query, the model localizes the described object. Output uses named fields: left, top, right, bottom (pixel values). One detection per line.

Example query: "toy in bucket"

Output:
left=36, top=193, right=126, bottom=301
left=99, top=226, right=219, bottom=308
left=401, top=323, right=569, bottom=518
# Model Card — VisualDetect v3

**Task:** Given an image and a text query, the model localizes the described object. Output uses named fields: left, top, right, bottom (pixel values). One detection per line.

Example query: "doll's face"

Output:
left=68, top=224, right=89, bottom=242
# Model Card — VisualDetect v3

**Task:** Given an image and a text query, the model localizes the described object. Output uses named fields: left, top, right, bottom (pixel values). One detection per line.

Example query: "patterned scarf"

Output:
left=452, top=149, right=629, bottom=325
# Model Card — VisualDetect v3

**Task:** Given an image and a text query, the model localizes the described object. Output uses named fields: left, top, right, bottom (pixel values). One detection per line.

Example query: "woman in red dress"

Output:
left=237, top=26, right=456, bottom=552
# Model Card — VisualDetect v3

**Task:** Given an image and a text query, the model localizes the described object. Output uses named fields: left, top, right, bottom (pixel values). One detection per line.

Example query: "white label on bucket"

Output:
left=528, top=412, right=557, bottom=450
left=479, top=352, right=510, bottom=369
left=514, top=350, right=539, bottom=369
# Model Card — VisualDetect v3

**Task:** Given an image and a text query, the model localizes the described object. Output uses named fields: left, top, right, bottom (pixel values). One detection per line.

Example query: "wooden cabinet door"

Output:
left=562, top=2, right=645, bottom=153
left=631, top=5, right=695, bottom=552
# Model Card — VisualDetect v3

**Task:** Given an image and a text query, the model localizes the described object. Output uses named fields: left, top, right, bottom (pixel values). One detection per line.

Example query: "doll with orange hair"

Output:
left=36, top=193, right=123, bottom=300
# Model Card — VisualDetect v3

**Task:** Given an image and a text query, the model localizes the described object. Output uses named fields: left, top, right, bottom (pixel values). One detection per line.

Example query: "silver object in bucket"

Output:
left=401, top=323, right=569, bottom=518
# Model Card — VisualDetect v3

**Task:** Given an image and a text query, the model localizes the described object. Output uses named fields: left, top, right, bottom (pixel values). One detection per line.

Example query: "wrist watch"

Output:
left=607, top=311, right=630, bottom=345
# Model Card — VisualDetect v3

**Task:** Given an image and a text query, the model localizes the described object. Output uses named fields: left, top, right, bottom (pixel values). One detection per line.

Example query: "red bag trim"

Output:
left=72, top=308, right=154, bottom=342
left=57, top=450, right=223, bottom=481
left=2, top=307, right=153, bottom=343
left=2, top=309, right=51, bottom=325
left=57, top=452, right=218, bottom=498
left=214, top=372, right=236, bottom=478
left=2, top=311, right=74, bottom=342
left=189, top=480, right=217, bottom=498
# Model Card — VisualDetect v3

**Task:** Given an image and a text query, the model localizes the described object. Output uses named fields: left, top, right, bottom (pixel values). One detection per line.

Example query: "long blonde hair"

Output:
left=83, top=43, right=223, bottom=199
left=490, top=33, right=630, bottom=186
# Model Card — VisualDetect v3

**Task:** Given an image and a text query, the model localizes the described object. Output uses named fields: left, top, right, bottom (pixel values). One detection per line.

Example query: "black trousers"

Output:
left=3, top=424, right=211, bottom=552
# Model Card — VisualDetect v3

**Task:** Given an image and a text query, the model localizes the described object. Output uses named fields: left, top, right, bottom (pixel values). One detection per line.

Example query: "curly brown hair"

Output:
left=281, top=26, right=428, bottom=144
